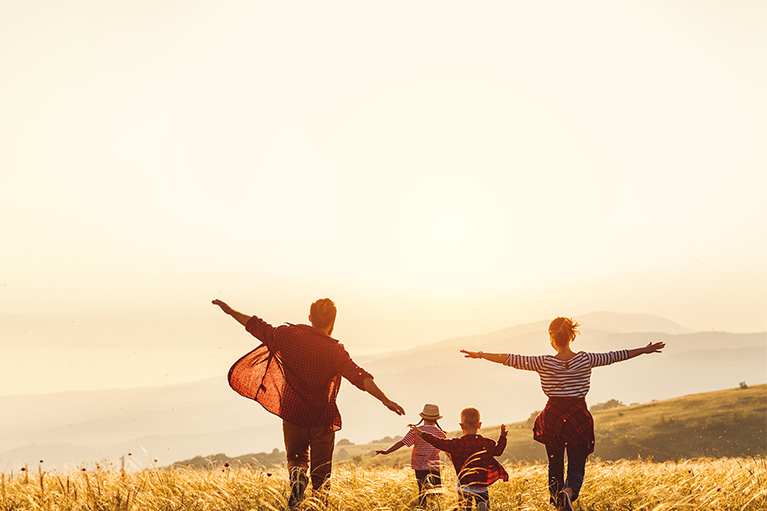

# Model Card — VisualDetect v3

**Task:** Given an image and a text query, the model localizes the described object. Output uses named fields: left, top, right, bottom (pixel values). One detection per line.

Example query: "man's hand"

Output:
left=500, top=424, right=507, bottom=438
left=212, top=299, right=251, bottom=327
left=383, top=398, right=406, bottom=416
left=362, top=377, right=406, bottom=416
left=409, top=426, right=423, bottom=437
left=212, top=299, right=234, bottom=315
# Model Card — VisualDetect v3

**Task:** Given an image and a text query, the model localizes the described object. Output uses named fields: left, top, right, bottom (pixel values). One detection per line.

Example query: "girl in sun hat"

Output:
left=376, top=403, right=447, bottom=508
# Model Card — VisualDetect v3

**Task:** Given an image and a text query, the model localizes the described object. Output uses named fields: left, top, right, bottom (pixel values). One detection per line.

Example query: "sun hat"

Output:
left=419, top=404, right=442, bottom=420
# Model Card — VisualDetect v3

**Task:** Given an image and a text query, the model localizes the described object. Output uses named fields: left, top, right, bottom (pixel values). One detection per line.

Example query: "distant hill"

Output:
left=174, top=384, right=766, bottom=467
left=1, top=312, right=764, bottom=471
left=342, top=384, right=767, bottom=465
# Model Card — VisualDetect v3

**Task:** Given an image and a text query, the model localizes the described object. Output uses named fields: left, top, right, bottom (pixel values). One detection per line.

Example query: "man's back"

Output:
left=234, top=316, right=372, bottom=431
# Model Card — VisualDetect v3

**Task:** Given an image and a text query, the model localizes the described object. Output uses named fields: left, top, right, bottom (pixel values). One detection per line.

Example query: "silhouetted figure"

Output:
left=212, top=298, right=405, bottom=508
left=461, top=317, right=664, bottom=511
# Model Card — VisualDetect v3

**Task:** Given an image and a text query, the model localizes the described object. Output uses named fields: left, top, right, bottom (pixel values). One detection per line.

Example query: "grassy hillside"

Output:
left=345, top=384, right=767, bottom=467
left=177, top=384, right=765, bottom=469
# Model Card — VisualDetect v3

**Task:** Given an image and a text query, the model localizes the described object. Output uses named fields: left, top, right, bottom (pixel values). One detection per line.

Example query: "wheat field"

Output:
left=1, top=457, right=764, bottom=510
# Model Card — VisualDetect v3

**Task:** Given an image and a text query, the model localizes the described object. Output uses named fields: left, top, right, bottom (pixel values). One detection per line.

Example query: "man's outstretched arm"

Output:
left=212, top=299, right=252, bottom=327
left=363, top=377, right=405, bottom=416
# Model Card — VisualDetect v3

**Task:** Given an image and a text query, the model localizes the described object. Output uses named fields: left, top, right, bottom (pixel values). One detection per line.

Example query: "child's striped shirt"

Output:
left=503, top=350, right=630, bottom=398
left=401, top=424, right=446, bottom=471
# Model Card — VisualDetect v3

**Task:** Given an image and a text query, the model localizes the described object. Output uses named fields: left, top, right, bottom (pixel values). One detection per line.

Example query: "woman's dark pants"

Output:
left=545, top=443, right=589, bottom=502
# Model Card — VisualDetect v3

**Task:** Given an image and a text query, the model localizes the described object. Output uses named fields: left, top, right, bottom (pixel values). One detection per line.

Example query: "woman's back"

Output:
left=504, top=350, right=629, bottom=397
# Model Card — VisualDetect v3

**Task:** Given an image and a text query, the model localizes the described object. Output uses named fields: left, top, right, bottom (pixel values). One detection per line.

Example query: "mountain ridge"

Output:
left=1, top=312, right=764, bottom=471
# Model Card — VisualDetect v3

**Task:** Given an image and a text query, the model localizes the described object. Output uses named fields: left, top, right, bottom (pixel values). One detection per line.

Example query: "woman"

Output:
left=460, top=317, right=664, bottom=511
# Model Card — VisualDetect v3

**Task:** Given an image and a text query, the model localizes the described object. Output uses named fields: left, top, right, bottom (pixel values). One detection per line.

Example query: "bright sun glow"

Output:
left=431, top=208, right=472, bottom=250
left=395, top=174, right=507, bottom=275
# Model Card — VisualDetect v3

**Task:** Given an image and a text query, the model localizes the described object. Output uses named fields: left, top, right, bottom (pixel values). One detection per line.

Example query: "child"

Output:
left=376, top=404, right=447, bottom=508
left=413, top=407, right=508, bottom=511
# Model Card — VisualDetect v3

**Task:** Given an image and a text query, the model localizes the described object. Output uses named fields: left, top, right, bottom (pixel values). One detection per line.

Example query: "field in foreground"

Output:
left=2, top=457, right=765, bottom=510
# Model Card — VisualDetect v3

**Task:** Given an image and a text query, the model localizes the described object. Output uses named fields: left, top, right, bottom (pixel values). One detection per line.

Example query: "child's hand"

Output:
left=375, top=449, right=386, bottom=455
left=500, top=424, right=507, bottom=438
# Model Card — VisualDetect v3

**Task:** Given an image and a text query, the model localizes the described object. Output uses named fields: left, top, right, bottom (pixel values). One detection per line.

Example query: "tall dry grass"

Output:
left=1, top=457, right=764, bottom=510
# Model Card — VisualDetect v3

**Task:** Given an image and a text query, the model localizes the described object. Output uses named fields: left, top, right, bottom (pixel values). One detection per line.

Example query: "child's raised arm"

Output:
left=494, top=424, right=508, bottom=455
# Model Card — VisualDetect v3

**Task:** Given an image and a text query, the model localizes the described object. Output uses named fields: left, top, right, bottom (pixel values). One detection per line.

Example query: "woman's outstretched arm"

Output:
left=460, top=350, right=507, bottom=364
left=626, top=341, right=665, bottom=359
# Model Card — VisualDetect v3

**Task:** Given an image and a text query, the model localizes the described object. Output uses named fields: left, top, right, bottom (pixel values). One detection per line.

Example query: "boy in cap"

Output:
left=412, top=407, right=507, bottom=511
left=377, top=403, right=447, bottom=508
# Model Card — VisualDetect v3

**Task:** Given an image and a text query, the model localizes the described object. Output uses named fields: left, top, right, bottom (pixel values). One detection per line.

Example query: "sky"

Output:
left=1, top=0, right=765, bottom=395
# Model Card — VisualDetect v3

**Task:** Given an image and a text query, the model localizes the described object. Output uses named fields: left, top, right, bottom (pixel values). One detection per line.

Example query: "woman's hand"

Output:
left=461, top=350, right=508, bottom=364
left=643, top=341, right=665, bottom=354
left=460, top=349, right=481, bottom=359
left=627, top=341, right=666, bottom=359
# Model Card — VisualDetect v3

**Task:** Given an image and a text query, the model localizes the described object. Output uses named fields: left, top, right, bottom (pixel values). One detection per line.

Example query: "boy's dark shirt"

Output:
left=420, top=432, right=509, bottom=487
left=228, top=315, right=373, bottom=432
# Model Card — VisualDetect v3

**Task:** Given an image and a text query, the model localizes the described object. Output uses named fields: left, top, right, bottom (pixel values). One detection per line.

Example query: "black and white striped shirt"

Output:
left=503, top=350, right=630, bottom=398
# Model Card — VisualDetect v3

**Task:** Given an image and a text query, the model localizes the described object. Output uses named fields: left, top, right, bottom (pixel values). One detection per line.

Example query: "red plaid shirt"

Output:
left=420, top=432, right=508, bottom=488
left=533, top=397, right=595, bottom=454
left=227, top=316, right=373, bottom=433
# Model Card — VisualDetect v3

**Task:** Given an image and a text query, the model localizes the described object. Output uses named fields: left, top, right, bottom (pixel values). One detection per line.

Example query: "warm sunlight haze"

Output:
left=1, top=0, right=765, bottom=401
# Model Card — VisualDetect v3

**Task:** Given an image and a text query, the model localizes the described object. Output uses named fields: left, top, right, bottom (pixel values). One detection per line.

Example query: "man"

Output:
left=212, top=297, right=405, bottom=507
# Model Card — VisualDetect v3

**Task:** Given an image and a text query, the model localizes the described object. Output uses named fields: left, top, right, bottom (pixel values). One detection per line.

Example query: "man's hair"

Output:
left=310, top=298, right=337, bottom=330
left=460, top=407, right=480, bottom=426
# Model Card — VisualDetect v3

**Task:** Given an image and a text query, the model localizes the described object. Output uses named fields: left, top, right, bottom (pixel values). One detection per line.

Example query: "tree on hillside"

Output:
left=591, top=399, right=625, bottom=412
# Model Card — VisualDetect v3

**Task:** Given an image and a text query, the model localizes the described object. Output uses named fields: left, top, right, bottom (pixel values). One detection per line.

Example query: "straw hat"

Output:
left=419, top=404, right=442, bottom=420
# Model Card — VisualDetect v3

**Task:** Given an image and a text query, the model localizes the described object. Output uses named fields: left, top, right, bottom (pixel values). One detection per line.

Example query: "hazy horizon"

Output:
left=2, top=2, right=765, bottom=398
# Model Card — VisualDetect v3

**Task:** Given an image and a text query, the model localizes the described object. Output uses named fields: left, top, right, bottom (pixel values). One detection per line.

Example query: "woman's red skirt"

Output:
left=533, top=397, right=595, bottom=455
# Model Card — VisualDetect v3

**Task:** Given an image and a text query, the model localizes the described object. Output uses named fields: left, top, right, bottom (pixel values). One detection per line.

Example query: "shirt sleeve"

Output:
left=493, top=434, right=507, bottom=456
left=245, top=315, right=276, bottom=348
left=504, top=353, right=546, bottom=371
left=587, top=349, right=630, bottom=368
left=401, top=429, right=417, bottom=447
left=420, top=432, right=453, bottom=452
left=335, top=345, right=374, bottom=391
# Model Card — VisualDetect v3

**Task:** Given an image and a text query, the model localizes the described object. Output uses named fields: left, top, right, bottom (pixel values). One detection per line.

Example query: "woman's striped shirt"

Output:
left=503, top=350, right=630, bottom=398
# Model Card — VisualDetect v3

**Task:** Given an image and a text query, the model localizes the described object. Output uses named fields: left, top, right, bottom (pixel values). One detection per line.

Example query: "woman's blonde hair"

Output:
left=548, top=317, right=580, bottom=350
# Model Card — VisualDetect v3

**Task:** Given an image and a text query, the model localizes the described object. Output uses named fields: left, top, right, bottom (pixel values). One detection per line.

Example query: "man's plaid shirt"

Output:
left=420, top=432, right=509, bottom=488
left=228, top=315, right=373, bottom=433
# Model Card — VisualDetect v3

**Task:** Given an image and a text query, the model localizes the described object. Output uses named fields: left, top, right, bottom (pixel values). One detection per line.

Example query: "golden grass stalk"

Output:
left=0, top=457, right=763, bottom=510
